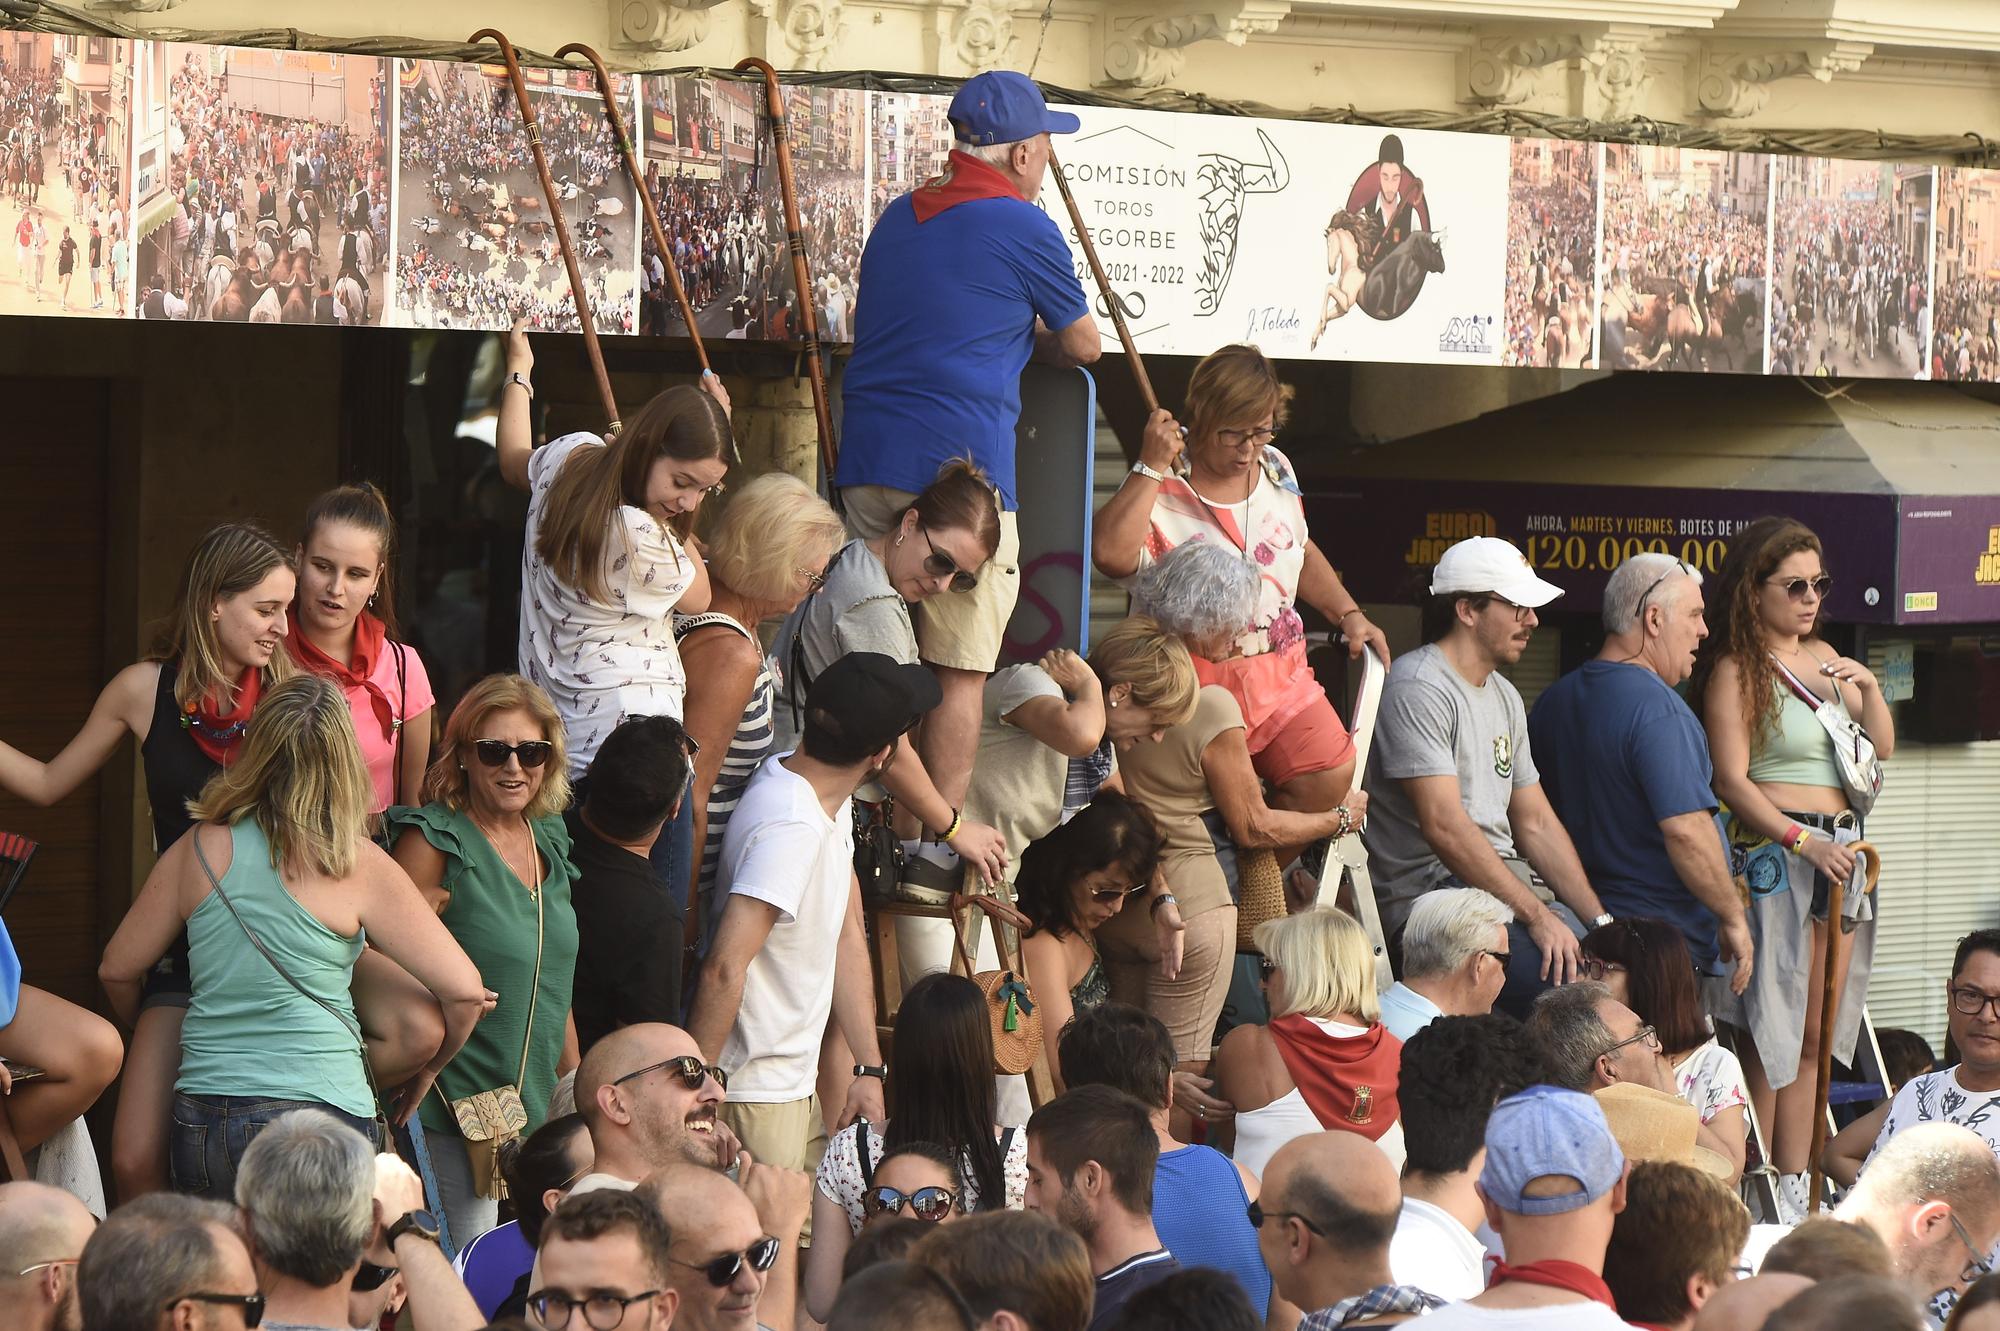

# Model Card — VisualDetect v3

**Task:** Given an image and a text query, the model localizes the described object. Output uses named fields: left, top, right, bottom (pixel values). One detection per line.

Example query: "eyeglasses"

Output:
left=670, top=1235, right=782, bottom=1288
left=1952, top=1212, right=1994, bottom=1287
left=918, top=522, right=979, bottom=594
left=1482, top=949, right=1512, bottom=969
left=1246, top=1199, right=1322, bottom=1236
left=800, top=565, right=827, bottom=592
left=1599, top=1024, right=1661, bottom=1061
left=165, top=1293, right=265, bottom=1327
left=1765, top=574, right=1833, bottom=602
left=612, top=1053, right=728, bottom=1092
left=1582, top=956, right=1628, bottom=982
left=1216, top=425, right=1278, bottom=447
left=1473, top=595, right=1534, bottom=624
left=1258, top=956, right=1277, bottom=980
left=352, top=1261, right=397, bottom=1293
left=473, top=738, right=553, bottom=769
left=16, top=1258, right=79, bottom=1277
left=525, top=1289, right=664, bottom=1330
left=863, top=1184, right=959, bottom=1222
left=1090, top=881, right=1148, bottom=905
left=1952, top=987, right=2000, bottom=1020
left=1634, top=560, right=1694, bottom=623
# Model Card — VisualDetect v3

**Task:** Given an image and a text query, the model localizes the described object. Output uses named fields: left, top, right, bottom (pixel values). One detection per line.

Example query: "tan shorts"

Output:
left=840, top=484, right=1021, bottom=673
left=1097, top=903, right=1239, bottom=1064
left=720, top=1094, right=828, bottom=1244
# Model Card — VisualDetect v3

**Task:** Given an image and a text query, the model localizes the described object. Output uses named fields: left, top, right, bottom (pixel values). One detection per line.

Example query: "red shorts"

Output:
left=1250, top=688, right=1356, bottom=788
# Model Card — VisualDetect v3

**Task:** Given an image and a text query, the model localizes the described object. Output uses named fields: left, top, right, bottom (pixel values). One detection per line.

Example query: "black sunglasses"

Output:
left=167, top=1293, right=266, bottom=1327
left=671, top=1234, right=781, bottom=1287
left=863, top=1184, right=958, bottom=1223
left=612, top=1053, right=728, bottom=1092
left=1765, top=574, right=1833, bottom=602
left=352, top=1261, right=396, bottom=1293
left=1246, top=1199, right=1323, bottom=1236
left=918, top=522, right=979, bottom=594
left=1091, top=881, right=1148, bottom=905
left=473, top=738, right=553, bottom=769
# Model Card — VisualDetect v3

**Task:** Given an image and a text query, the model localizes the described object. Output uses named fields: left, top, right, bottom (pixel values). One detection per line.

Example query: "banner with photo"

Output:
left=4, top=32, right=1987, bottom=388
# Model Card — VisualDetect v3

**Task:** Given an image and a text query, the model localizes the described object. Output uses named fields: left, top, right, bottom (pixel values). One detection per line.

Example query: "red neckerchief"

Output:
left=1265, top=1014, right=1401, bottom=1141
left=287, top=608, right=396, bottom=741
left=910, top=151, right=1022, bottom=222
left=182, top=667, right=263, bottom=766
left=1486, top=1258, right=1619, bottom=1310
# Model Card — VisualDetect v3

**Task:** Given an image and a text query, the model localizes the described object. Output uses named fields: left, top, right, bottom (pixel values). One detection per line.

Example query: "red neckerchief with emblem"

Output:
left=1265, top=1014, right=1401, bottom=1141
left=911, top=150, right=1023, bottom=223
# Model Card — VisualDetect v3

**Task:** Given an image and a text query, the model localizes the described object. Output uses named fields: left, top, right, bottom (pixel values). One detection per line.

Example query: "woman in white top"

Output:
left=1213, top=906, right=1406, bottom=1179
left=497, top=320, right=729, bottom=912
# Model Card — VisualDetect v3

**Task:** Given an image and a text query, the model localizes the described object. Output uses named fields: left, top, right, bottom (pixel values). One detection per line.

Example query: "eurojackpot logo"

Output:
left=1978, top=525, right=2000, bottom=586
left=1404, top=510, right=1498, bottom=567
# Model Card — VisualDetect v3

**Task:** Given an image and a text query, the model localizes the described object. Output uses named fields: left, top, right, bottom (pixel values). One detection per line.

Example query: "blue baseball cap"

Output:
left=1479, top=1085, right=1626, bottom=1217
left=948, top=71, right=1081, bottom=146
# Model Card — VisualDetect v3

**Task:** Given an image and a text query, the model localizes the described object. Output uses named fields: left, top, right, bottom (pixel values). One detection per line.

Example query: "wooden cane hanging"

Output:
left=468, top=28, right=622, bottom=433
left=555, top=43, right=712, bottom=373
left=1808, top=840, right=1882, bottom=1214
left=735, top=58, right=839, bottom=486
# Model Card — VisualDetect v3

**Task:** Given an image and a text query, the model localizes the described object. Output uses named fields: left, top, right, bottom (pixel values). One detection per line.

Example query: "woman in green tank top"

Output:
left=1693, top=516, right=1896, bottom=1220
left=388, top=674, right=580, bottom=1246
left=99, top=675, right=486, bottom=1202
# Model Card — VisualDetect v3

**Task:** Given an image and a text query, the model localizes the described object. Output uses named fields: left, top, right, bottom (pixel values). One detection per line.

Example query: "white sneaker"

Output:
left=1776, top=1171, right=1810, bottom=1224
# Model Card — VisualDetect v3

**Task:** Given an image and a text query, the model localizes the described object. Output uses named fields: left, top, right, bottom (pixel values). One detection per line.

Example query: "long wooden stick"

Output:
left=734, top=59, right=838, bottom=485
left=468, top=28, right=621, bottom=432
left=555, top=43, right=711, bottom=372
left=1809, top=839, right=1880, bottom=1213
left=1048, top=147, right=1152, bottom=412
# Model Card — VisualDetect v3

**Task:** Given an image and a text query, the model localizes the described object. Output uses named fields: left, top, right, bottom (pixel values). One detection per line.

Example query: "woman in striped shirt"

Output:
left=676, top=472, right=847, bottom=952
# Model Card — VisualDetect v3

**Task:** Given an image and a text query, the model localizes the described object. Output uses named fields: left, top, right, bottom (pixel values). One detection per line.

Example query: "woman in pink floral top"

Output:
left=1093, top=344, right=1388, bottom=858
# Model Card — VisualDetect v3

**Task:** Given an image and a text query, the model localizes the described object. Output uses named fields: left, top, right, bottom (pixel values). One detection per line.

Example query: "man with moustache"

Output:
left=1367, top=537, right=1608, bottom=1015
left=572, top=1023, right=731, bottom=1191
left=1530, top=554, right=1755, bottom=997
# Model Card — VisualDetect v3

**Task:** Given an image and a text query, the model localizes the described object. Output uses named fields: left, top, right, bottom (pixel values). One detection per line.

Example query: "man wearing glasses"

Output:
left=1830, top=1122, right=2000, bottom=1325
left=1367, top=536, right=1609, bottom=1016
left=527, top=1190, right=678, bottom=1331
left=640, top=1164, right=792, bottom=1331
left=572, top=1023, right=734, bottom=1191
left=77, top=1192, right=261, bottom=1331
left=0, top=1181, right=94, bottom=1331
left=1529, top=553, right=1755, bottom=1000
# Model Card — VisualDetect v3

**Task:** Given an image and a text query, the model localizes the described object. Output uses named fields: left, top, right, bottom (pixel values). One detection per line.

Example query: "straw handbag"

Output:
left=1236, top=846, right=1287, bottom=952
left=954, top=906, right=1043, bottom=1076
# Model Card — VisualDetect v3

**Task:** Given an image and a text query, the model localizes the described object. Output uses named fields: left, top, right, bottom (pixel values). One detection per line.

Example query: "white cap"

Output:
left=1429, top=537, right=1566, bottom=608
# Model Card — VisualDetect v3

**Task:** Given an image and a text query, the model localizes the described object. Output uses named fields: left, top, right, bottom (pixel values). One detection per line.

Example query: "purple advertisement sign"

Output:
left=1894, top=495, right=2000, bottom=624
left=1308, top=480, right=1900, bottom=624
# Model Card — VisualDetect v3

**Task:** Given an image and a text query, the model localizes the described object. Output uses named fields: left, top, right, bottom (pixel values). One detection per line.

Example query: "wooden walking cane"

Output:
left=1808, top=839, right=1881, bottom=1214
left=554, top=43, right=711, bottom=372
left=468, top=28, right=621, bottom=433
left=735, top=58, right=839, bottom=486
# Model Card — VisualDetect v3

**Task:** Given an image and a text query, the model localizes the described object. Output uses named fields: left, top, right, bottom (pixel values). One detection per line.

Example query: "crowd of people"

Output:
left=0, top=67, right=1973, bottom=1331
left=1769, top=197, right=1928, bottom=377
left=2, top=48, right=126, bottom=316
left=1504, top=171, right=1596, bottom=368
left=398, top=68, right=636, bottom=334
left=1932, top=272, right=2000, bottom=382
left=1600, top=167, right=1769, bottom=372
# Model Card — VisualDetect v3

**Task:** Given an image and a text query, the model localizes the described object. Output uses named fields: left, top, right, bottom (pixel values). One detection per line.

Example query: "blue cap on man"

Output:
left=947, top=71, right=1081, bottom=146
left=1479, top=1085, right=1627, bottom=1218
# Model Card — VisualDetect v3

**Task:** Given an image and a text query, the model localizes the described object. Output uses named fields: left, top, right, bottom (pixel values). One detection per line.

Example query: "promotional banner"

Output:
left=3, top=31, right=1991, bottom=390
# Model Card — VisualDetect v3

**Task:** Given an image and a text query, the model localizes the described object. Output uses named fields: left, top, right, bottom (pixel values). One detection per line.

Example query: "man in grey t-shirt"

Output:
left=1366, top=538, right=1607, bottom=1015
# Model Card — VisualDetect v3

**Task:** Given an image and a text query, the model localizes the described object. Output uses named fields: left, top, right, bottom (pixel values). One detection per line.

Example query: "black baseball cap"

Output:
left=806, top=653, right=942, bottom=755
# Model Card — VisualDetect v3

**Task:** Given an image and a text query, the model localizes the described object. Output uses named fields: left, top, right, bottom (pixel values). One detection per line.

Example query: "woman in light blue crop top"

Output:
left=1693, top=516, right=1894, bottom=1221
left=100, top=675, right=487, bottom=1202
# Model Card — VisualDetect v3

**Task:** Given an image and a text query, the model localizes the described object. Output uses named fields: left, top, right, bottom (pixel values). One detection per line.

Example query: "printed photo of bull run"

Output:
left=1599, top=145, right=1770, bottom=373
left=1770, top=158, right=1931, bottom=379
left=868, top=90, right=950, bottom=225
left=395, top=60, right=636, bottom=335
left=1933, top=169, right=2000, bottom=382
left=639, top=77, right=865, bottom=342
left=140, top=45, right=389, bottom=324
left=1503, top=138, right=1597, bottom=368
left=0, top=34, right=132, bottom=319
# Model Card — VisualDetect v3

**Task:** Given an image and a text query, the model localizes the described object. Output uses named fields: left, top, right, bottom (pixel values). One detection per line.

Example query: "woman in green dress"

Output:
left=388, top=673, right=581, bottom=1244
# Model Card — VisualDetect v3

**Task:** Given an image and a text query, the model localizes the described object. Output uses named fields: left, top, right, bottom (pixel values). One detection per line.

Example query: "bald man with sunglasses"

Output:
left=641, top=1164, right=798, bottom=1331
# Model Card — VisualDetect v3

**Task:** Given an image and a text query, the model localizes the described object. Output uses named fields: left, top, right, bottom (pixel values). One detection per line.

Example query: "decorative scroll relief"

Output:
left=1102, top=0, right=1293, bottom=88
left=1697, top=40, right=1874, bottom=118
left=614, top=0, right=737, bottom=53
left=747, top=0, right=847, bottom=70
left=929, top=0, right=1020, bottom=77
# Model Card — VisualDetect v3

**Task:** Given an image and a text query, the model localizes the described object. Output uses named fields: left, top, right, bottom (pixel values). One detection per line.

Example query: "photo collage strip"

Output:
left=2, top=29, right=1988, bottom=386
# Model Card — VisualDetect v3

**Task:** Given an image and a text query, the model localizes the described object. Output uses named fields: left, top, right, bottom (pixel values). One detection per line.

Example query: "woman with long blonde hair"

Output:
left=387, top=673, right=581, bottom=1244
left=498, top=321, right=730, bottom=918
left=0, top=523, right=294, bottom=1198
left=99, top=674, right=486, bottom=1201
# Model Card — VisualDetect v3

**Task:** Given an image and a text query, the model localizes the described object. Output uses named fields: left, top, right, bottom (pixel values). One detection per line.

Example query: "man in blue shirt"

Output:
left=1528, top=553, right=1754, bottom=996
left=836, top=70, right=1100, bottom=883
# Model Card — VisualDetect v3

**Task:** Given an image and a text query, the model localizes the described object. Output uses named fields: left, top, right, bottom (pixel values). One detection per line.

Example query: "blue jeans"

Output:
left=169, top=1093, right=380, bottom=1201
left=1497, top=900, right=1588, bottom=1019
left=648, top=793, right=695, bottom=920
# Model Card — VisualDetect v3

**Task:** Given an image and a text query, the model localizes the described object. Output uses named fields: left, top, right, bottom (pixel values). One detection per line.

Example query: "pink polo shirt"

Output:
left=343, top=641, right=435, bottom=812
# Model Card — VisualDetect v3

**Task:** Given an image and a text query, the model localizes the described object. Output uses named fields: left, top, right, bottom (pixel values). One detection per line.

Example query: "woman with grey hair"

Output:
left=1102, top=542, right=1371, bottom=1134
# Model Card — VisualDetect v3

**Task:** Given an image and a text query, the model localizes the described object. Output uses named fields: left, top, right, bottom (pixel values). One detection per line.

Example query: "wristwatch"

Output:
left=505, top=370, right=534, bottom=400
left=1130, top=460, right=1169, bottom=484
left=1590, top=913, right=1614, bottom=928
left=853, top=1063, right=888, bottom=1080
left=1149, top=892, right=1179, bottom=916
left=386, top=1209, right=441, bottom=1248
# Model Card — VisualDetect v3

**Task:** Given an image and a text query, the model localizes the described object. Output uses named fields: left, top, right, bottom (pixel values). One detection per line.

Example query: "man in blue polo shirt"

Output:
left=836, top=70, right=1100, bottom=887
left=1529, top=553, right=1754, bottom=996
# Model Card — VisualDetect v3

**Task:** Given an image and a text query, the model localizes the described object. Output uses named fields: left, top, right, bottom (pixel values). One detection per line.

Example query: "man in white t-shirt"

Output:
left=1391, top=1014, right=1548, bottom=1299
left=1417, top=1085, right=1632, bottom=1329
left=691, top=652, right=935, bottom=1203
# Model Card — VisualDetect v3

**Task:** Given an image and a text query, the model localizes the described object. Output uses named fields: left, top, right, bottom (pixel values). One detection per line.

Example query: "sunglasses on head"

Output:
left=863, top=1184, right=959, bottom=1223
left=918, top=522, right=979, bottom=594
left=352, top=1261, right=397, bottom=1293
left=671, top=1234, right=782, bottom=1288
left=1765, top=574, right=1833, bottom=601
left=473, top=738, right=553, bottom=769
left=611, top=1053, right=728, bottom=1092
